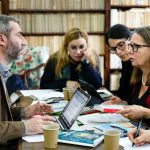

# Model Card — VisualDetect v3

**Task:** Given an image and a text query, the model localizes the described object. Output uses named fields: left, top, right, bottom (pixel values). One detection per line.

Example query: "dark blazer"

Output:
left=117, top=61, right=133, bottom=101
left=0, top=75, right=25, bottom=145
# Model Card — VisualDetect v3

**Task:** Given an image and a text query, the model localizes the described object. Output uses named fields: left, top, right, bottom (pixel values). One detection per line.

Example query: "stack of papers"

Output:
left=20, top=89, right=64, bottom=101
left=77, top=113, right=130, bottom=125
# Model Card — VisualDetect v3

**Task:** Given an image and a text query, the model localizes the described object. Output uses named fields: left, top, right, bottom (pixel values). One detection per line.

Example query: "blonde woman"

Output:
left=40, top=28, right=102, bottom=91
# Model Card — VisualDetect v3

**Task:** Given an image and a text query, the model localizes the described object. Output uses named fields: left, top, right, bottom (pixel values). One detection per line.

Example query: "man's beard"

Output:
left=5, top=40, right=21, bottom=63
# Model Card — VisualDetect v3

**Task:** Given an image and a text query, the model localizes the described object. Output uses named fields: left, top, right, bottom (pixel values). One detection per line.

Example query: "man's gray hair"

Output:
left=0, top=15, right=19, bottom=37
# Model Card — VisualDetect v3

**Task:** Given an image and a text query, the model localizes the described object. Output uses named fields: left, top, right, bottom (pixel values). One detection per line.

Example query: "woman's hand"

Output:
left=117, top=105, right=150, bottom=119
left=102, top=96, right=125, bottom=105
left=81, top=48, right=91, bottom=62
left=128, top=128, right=150, bottom=146
left=66, top=80, right=80, bottom=89
left=23, top=102, right=54, bottom=117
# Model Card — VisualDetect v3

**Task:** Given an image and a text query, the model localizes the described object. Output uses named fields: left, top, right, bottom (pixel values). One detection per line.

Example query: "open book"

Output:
left=58, top=130, right=104, bottom=147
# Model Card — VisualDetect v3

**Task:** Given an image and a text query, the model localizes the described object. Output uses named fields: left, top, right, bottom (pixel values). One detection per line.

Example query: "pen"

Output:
left=132, top=118, right=143, bottom=147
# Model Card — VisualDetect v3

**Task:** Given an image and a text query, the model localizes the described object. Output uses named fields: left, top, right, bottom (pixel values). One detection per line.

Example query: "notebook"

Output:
left=56, top=87, right=91, bottom=130
left=79, top=79, right=112, bottom=103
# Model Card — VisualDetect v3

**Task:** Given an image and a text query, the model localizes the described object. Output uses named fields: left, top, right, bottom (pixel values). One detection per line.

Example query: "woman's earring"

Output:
left=68, top=51, right=69, bottom=56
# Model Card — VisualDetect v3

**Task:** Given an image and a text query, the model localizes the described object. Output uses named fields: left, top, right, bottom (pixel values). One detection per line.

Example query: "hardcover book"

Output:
left=58, top=130, right=104, bottom=147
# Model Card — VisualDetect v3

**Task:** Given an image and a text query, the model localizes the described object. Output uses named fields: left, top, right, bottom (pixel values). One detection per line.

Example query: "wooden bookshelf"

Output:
left=111, top=5, right=150, bottom=9
left=2, top=0, right=111, bottom=89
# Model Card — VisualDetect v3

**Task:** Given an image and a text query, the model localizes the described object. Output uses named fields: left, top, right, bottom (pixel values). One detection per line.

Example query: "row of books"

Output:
left=24, top=35, right=105, bottom=55
left=9, top=0, right=105, bottom=10
left=111, top=8, right=150, bottom=27
left=111, top=0, right=150, bottom=5
left=11, top=13, right=105, bottom=33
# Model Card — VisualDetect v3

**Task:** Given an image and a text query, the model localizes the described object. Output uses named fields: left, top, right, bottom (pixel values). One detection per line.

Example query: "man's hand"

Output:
left=24, top=115, right=57, bottom=135
left=23, top=102, right=54, bottom=117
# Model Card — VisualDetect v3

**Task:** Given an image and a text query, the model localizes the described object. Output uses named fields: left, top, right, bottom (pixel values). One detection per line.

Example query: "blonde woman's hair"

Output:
left=47, top=28, right=99, bottom=78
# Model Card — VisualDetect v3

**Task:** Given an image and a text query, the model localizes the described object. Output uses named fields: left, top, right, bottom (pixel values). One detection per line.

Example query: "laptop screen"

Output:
left=60, top=88, right=90, bottom=127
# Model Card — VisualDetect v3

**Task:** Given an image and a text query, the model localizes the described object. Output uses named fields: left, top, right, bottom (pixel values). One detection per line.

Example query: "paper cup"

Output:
left=104, top=130, right=121, bottom=150
left=68, top=89, right=75, bottom=100
left=63, top=87, right=69, bottom=101
left=43, top=124, right=59, bottom=149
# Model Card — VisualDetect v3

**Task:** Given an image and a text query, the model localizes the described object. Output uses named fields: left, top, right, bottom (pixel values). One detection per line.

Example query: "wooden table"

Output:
left=16, top=140, right=124, bottom=150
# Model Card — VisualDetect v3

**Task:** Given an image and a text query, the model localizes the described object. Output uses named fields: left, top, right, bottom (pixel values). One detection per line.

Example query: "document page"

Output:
left=120, top=137, right=150, bottom=150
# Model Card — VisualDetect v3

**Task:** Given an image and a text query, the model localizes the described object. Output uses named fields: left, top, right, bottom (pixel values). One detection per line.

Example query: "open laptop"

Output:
left=56, top=87, right=91, bottom=130
left=79, top=79, right=112, bottom=103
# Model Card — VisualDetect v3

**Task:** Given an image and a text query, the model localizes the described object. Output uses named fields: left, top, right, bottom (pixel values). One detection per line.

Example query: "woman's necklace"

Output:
left=142, top=75, right=146, bottom=86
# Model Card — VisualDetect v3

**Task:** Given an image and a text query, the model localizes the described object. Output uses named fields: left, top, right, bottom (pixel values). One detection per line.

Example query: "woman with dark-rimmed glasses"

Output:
left=118, top=26, right=150, bottom=118
left=105, top=24, right=133, bottom=104
left=126, top=26, right=150, bottom=146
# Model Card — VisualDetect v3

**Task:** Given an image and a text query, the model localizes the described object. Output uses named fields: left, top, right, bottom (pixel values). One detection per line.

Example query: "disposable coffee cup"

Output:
left=104, top=130, right=121, bottom=150
left=68, top=89, right=75, bottom=100
left=43, top=123, right=59, bottom=149
left=63, top=87, right=69, bottom=101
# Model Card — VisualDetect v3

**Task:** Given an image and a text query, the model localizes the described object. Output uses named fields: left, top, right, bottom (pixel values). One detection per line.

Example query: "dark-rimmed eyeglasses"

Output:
left=128, top=43, right=150, bottom=52
left=109, top=40, right=128, bottom=54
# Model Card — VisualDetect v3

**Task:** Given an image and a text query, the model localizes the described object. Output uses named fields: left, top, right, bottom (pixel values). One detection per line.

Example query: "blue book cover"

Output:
left=58, top=130, right=104, bottom=147
left=94, top=123, right=130, bottom=137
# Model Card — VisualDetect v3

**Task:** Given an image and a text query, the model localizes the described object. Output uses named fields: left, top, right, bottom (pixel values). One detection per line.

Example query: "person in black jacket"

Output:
left=40, top=28, right=102, bottom=91
left=105, top=24, right=133, bottom=104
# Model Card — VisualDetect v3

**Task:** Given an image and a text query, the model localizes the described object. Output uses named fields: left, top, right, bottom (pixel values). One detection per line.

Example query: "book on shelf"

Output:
left=58, top=130, right=104, bottom=147
left=111, top=8, right=150, bottom=27
left=94, top=104, right=124, bottom=113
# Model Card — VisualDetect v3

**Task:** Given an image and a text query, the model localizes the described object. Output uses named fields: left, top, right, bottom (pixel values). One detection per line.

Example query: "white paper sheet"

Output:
left=20, top=89, right=64, bottom=100
left=22, top=134, right=44, bottom=142
left=120, top=137, right=150, bottom=150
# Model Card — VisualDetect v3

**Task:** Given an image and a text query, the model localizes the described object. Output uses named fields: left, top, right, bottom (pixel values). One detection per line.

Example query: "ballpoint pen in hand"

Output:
left=132, top=118, right=143, bottom=147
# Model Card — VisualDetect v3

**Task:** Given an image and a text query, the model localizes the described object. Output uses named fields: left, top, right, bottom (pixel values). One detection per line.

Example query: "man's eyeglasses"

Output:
left=109, top=40, right=128, bottom=54
left=128, top=43, right=150, bottom=52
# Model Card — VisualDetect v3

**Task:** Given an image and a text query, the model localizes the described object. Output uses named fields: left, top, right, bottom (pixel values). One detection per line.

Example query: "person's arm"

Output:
left=117, top=105, right=150, bottom=119
left=81, top=62, right=102, bottom=89
left=0, top=121, right=25, bottom=145
left=40, top=59, right=67, bottom=90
